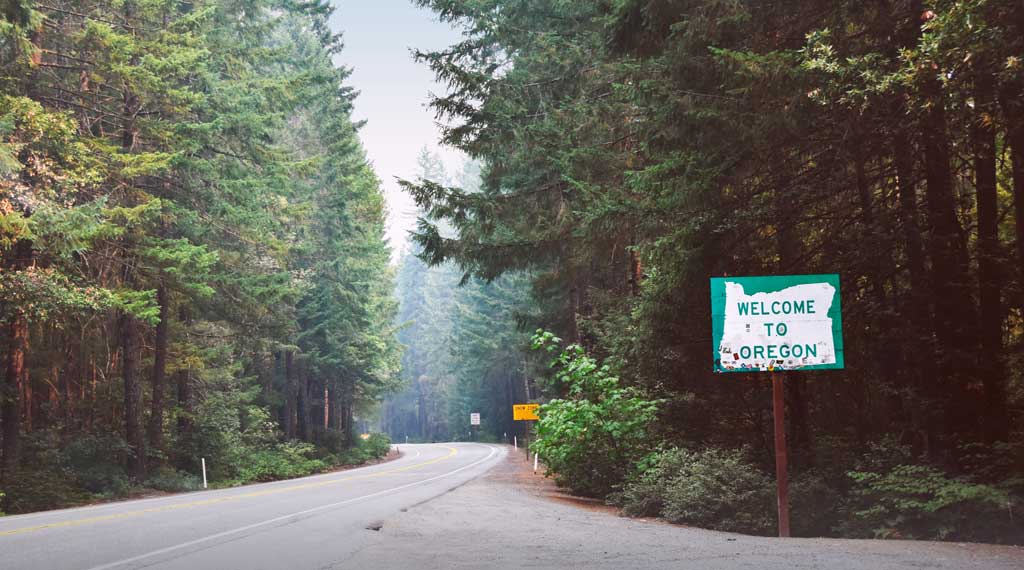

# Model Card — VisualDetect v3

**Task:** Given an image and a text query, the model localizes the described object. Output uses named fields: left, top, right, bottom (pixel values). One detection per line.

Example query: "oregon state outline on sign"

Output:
left=711, top=274, right=844, bottom=373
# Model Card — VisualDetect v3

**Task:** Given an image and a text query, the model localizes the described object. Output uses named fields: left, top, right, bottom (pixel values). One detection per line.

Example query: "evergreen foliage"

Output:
left=0, top=0, right=398, bottom=512
left=407, top=0, right=1024, bottom=542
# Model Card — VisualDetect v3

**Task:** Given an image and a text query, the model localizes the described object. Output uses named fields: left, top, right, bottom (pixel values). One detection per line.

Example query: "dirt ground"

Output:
left=342, top=445, right=1024, bottom=570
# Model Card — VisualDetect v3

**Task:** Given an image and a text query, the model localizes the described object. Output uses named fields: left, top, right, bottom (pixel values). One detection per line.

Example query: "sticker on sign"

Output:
left=711, top=274, right=844, bottom=372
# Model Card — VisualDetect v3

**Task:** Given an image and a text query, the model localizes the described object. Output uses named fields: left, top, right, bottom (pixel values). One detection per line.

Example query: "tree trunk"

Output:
left=61, top=331, right=81, bottom=432
left=853, top=138, right=888, bottom=308
left=118, top=0, right=145, bottom=480
left=2, top=314, right=27, bottom=482
left=1002, top=83, right=1024, bottom=304
left=21, top=367, right=32, bottom=434
left=973, top=73, right=1007, bottom=442
left=893, top=129, right=931, bottom=340
left=2, top=237, right=33, bottom=481
left=1012, top=125, right=1024, bottom=292
left=629, top=249, right=642, bottom=295
left=148, top=284, right=169, bottom=453
left=175, top=305, right=193, bottom=446
left=122, top=311, right=145, bottom=482
left=176, top=367, right=192, bottom=437
left=416, top=376, right=427, bottom=439
left=284, top=351, right=297, bottom=439
left=569, top=281, right=581, bottom=344
left=323, top=386, right=329, bottom=431
left=893, top=126, right=939, bottom=450
left=297, top=358, right=310, bottom=442
left=327, top=382, right=341, bottom=430
left=341, top=381, right=355, bottom=444
left=920, top=72, right=977, bottom=436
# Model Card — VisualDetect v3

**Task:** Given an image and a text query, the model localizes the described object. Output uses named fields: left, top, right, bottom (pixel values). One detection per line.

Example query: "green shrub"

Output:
left=790, top=470, right=843, bottom=537
left=336, top=433, right=392, bottom=465
left=187, top=395, right=288, bottom=483
left=237, top=441, right=327, bottom=483
left=360, top=433, right=391, bottom=459
left=611, top=449, right=680, bottom=518
left=3, top=467, right=90, bottom=514
left=4, top=431, right=106, bottom=512
left=476, top=432, right=500, bottom=444
left=840, top=463, right=1022, bottom=542
left=145, top=466, right=203, bottom=493
left=615, top=447, right=775, bottom=535
left=62, top=433, right=130, bottom=497
left=531, top=331, right=662, bottom=497
left=320, top=429, right=349, bottom=454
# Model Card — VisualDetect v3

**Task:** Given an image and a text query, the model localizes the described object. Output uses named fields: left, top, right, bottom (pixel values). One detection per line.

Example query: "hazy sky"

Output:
left=328, top=1, right=466, bottom=257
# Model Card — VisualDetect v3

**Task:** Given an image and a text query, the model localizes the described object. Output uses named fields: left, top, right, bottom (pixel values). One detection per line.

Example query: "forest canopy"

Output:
left=403, top=0, right=1024, bottom=542
left=0, top=0, right=400, bottom=512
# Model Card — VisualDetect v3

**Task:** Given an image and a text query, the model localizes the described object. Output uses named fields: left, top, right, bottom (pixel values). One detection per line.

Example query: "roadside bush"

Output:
left=3, top=467, right=90, bottom=513
left=337, top=433, right=391, bottom=465
left=839, top=463, right=1022, bottom=542
left=615, top=447, right=775, bottom=535
left=190, top=392, right=248, bottom=481
left=145, top=466, right=203, bottom=493
left=62, top=433, right=130, bottom=497
left=320, top=429, right=349, bottom=454
left=478, top=432, right=500, bottom=444
left=958, top=440, right=1024, bottom=495
left=237, top=441, right=327, bottom=483
left=531, top=331, right=662, bottom=497
left=611, top=449, right=680, bottom=518
left=790, top=470, right=843, bottom=537
left=3, top=431, right=94, bottom=512
left=360, top=433, right=392, bottom=459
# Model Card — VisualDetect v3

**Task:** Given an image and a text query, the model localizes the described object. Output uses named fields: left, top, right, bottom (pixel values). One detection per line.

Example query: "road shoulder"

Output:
left=345, top=445, right=1024, bottom=570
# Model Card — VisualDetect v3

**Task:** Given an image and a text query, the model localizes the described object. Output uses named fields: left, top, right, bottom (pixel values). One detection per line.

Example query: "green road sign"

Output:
left=711, top=274, right=844, bottom=373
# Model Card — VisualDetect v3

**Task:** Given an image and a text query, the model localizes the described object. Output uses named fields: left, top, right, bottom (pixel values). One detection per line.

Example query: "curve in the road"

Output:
left=83, top=444, right=497, bottom=570
left=0, top=446, right=462, bottom=538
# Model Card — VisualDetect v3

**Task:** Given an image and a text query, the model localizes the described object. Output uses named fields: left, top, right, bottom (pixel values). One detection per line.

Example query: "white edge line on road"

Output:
left=0, top=449, right=424, bottom=525
left=84, top=444, right=499, bottom=570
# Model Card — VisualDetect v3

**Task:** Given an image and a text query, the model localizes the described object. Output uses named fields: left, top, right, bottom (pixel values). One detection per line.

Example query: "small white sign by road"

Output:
left=470, top=413, right=480, bottom=426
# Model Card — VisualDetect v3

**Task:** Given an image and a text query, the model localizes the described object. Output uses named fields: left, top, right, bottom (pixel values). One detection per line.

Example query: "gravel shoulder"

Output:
left=344, top=445, right=1024, bottom=570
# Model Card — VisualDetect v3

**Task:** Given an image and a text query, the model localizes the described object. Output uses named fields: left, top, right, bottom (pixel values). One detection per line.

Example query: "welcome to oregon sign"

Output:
left=711, top=274, right=844, bottom=373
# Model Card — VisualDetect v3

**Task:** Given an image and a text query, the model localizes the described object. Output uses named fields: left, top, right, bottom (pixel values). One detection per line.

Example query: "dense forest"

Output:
left=3, top=0, right=1024, bottom=545
left=383, top=149, right=536, bottom=444
left=405, top=0, right=1024, bottom=542
left=0, top=0, right=398, bottom=513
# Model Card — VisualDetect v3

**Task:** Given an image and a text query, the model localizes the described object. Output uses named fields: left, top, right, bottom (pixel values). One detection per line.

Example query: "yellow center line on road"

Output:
left=0, top=446, right=458, bottom=538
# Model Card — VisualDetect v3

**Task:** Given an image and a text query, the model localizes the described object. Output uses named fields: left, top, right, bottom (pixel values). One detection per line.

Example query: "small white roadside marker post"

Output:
left=533, top=452, right=538, bottom=473
left=201, top=457, right=208, bottom=489
left=514, top=436, right=517, bottom=450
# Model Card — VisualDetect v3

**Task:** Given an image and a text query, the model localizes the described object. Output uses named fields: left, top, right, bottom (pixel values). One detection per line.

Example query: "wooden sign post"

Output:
left=771, top=370, right=790, bottom=537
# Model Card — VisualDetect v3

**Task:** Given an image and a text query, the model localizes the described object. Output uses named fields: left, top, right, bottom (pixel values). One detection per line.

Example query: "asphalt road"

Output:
left=3, top=442, right=1023, bottom=570
left=0, top=443, right=501, bottom=570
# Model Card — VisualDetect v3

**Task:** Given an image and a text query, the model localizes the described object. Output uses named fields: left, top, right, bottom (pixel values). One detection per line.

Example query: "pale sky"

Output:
left=329, top=1, right=466, bottom=258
